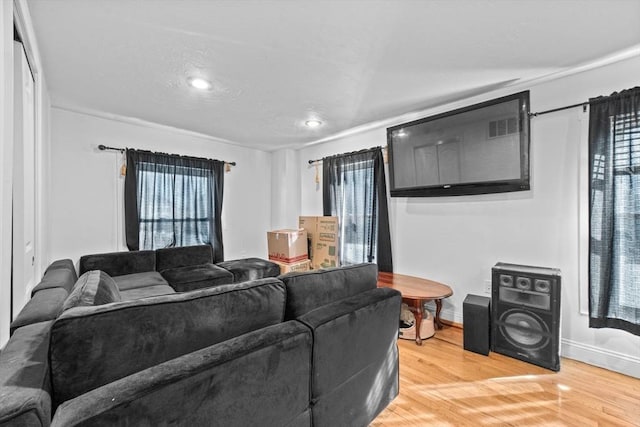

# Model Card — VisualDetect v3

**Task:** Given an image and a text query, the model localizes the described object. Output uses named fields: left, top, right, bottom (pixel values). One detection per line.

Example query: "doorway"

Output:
left=11, top=36, right=36, bottom=320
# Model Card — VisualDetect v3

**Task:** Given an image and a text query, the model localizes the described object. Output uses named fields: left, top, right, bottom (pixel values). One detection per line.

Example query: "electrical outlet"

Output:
left=484, top=279, right=492, bottom=294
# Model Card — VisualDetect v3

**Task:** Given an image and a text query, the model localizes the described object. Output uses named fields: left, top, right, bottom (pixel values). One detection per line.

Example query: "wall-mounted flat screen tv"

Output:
left=387, top=91, right=530, bottom=197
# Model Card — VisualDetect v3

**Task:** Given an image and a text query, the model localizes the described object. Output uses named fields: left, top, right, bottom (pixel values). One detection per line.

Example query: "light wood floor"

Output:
left=372, top=325, right=640, bottom=426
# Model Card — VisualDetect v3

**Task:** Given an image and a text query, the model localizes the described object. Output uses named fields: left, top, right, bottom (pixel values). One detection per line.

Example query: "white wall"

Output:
left=296, top=55, right=640, bottom=378
left=270, top=148, right=301, bottom=230
left=48, top=108, right=272, bottom=266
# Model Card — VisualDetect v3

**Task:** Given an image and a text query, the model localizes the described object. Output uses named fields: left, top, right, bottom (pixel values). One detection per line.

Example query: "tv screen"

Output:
left=387, top=91, right=530, bottom=197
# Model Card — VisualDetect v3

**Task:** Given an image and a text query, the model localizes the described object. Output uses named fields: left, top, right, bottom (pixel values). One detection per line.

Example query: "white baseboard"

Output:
left=429, top=306, right=461, bottom=325
left=561, top=338, right=640, bottom=379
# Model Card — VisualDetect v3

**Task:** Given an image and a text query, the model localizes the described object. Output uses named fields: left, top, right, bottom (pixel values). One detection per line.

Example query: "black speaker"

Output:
left=463, top=294, right=491, bottom=355
left=491, top=263, right=561, bottom=371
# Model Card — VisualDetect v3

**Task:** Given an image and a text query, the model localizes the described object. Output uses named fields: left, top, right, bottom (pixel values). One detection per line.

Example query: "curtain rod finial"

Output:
left=98, top=144, right=106, bottom=150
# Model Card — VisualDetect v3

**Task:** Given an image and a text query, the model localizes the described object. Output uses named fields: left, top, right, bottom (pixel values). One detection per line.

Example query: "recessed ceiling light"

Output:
left=188, top=77, right=212, bottom=90
left=305, top=119, right=322, bottom=128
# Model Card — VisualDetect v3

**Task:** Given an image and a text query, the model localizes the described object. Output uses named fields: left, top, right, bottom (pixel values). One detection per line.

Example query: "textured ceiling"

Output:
left=27, top=0, right=640, bottom=151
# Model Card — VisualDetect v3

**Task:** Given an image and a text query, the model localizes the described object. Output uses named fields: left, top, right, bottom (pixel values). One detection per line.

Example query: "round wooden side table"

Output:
left=378, top=272, right=453, bottom=345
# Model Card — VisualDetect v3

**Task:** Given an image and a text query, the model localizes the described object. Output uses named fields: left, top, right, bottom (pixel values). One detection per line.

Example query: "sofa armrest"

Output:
left=79, top=251, right=156, bottom=277
left=297, top=287, right=401, bottom=427
left=51, top=321, right=311, bottom=427
left=0, top=321, right=53, bottom=427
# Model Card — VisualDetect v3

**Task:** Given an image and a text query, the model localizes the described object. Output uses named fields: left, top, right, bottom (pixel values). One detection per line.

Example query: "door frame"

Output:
left=0, top=0, right=48, bottom=347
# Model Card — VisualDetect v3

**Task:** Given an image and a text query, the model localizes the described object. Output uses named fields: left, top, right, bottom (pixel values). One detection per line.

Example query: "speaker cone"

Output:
left=534, top=279, right=550, bottom=293
left=499, top=309, right=549, bottom=350
left=515, top=277, right=531, bottom=290
left=499, top=275, right=513, bottom=287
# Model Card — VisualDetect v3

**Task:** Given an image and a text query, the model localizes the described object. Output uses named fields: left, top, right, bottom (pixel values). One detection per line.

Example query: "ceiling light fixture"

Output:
left=305, top=119, right=322, bottom=128
left=188, top=77, right=212, bottom=90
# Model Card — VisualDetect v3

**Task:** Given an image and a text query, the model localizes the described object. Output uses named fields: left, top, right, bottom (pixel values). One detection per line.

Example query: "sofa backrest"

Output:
left=79, top=250, right=156, bottom=277
left=51, top=321, right=312, bottom=427
left=155, top=245, right=213, bottom=271
left=10, top=259, right=78, bottom=335
left=30, top=259, right=77, bottom=296
left=49, top=278, right=287, bottom=407
left=280, top=263, right=379, bottom=319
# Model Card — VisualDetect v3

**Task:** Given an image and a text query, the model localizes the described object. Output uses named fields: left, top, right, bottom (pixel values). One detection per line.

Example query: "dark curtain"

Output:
left=124, top=149, right=225, bottom=261
left=589, top=87, right=640, bottom=336
left=323, top=147, right=393, bottom=272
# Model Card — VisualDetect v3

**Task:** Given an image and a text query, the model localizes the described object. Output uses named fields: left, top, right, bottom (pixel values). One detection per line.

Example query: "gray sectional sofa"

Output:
left=79, top=244, right=281, bottom=294
left=0, top=248, right=401, bottom=427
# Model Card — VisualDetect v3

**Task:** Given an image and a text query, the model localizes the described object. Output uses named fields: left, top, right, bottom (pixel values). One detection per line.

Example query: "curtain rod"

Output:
left=529, top=88, right=639, bottom=117
left=529, top=102, right=588, bottom=117
left=308, top=145, right=387, bottom=165
left=98, top=144, right=236, bottom=166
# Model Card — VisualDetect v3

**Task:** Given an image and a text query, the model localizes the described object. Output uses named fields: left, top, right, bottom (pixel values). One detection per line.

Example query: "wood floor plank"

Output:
left=373, top=326, right=640, bottom=426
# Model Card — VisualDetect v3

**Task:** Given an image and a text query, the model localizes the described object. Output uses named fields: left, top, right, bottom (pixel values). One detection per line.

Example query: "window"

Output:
left=589, top=88, right=640, bottom=336
left=333, top=158, right=377, bottom=264
left=322, top=147, right=393, bottom=272
left=124, top=150, right=225, bottom=260
left=137, top=164, right=213, bottom=249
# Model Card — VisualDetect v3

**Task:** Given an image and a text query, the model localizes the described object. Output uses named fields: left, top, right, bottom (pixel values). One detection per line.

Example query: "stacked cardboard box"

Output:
left=266, top=229, right=311, bottom=274
left=298, top=216, right=339, bottom=270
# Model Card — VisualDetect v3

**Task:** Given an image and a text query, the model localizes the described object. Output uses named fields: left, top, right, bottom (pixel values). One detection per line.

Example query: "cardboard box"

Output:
left=274, top=259, right=311, bottom=275
left=298, top=216, right=339, bottom=269
left=267, top=229, right=308, bottom=263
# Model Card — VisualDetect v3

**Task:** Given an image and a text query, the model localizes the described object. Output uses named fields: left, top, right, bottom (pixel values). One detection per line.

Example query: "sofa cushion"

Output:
left=160, top=263, right=233, bottom=292
left=280, top=263, right=378, bottom=319
left=217, top=258, right=281, bottom=283
left=0, top=321, right=53, bottom=427
left=30, top=259, right=78, bottom=297
left=120, top=285, right=176, bottom=301
left=113, top=271, right=169, bottom=291
left=79, top=250, right=156, bottom=276
left=61, top=271, right=121, bottom=312
left=155, top=245, right=214, bottom=271
left=49, top=278, right=287, bottom=407
left=9, top=288, right=69, bottom=335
